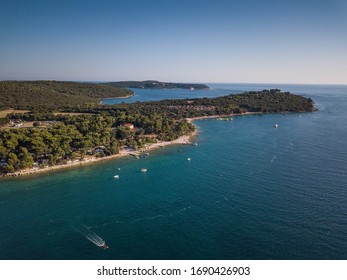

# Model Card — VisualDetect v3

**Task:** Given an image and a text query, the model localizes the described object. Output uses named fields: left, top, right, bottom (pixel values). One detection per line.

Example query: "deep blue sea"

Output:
left=1, top=83, right=347, bottom=260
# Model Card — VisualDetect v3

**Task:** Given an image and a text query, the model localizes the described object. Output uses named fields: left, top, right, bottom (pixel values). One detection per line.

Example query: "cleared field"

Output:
left=15, top=121, right=35, bottom=128
left=0, top=121, right=60, bottom=130
left=0, top=121, right=35, bottom=130
left=0, top=109, right=30, bottom=118
left=0, top=110, right=92, bottom=118
left=53, top=112, right=94, bottom=116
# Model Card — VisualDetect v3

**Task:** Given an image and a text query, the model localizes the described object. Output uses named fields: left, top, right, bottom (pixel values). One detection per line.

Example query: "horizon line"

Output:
left=1, top=79, right=346, bottom=86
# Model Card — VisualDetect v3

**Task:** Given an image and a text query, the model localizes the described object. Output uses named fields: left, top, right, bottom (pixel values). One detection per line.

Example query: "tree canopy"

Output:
left=0, top=88, right=315, bottom=174
left=0, top=81, right=133, bottom=110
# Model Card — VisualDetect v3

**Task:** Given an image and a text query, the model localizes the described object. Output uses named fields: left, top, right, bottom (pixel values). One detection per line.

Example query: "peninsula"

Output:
left=101, top=80, right=209, bottom=90
left=0, top=81, right=133, bottom=110
left=0, top=84, right=315, bottom=177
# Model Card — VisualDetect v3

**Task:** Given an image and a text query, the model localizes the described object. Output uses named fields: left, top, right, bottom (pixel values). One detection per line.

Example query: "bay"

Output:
left=1, top=83, right=347, bottom=259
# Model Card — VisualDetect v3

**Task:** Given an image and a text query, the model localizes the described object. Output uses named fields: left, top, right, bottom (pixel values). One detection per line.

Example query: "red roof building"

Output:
left=123, top=123, right=135, bottom=130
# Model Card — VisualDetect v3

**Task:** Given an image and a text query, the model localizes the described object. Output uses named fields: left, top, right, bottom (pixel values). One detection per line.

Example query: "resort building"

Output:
left=123, top=123, right=134, bottom=130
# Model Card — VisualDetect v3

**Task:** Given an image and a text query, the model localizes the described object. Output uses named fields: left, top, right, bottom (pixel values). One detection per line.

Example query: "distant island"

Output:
left=101, top=80, right=209, bottom=90
left=0, top=83, right=315, bottom=177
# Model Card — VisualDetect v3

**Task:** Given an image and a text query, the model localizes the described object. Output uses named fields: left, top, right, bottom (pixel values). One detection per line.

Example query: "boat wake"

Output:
left=72, top=221, right=106, bottom=247
left=85, top=232, right=105, bottom=247
left=48, top=218, right=107, bottom=248
left=270, top=155, right=277, bottom=163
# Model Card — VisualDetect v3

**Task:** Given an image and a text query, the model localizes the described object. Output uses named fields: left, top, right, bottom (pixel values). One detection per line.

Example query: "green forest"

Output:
left=0, top=113, right=194, bottom=174
left=0, top=87, right=314, bottom=174
left=0, top=81, right=133, bottom=110
left=120, top=89, right=315, bottom=119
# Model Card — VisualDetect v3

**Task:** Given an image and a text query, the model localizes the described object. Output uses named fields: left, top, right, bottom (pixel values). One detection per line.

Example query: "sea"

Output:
left=1, top=83, right=347, bottom=260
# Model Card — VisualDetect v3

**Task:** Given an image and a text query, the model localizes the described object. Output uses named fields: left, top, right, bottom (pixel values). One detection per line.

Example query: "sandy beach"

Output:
left=186, top=111, right=262, bottom=122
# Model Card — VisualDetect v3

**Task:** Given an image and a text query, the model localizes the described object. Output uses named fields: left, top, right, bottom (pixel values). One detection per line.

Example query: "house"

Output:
left=9, top=119, right=23, bottom=127
left=39, top=159, right=49, bottom=164
left=10, top=119, right=22, bottom=124
left=123, top=123, right=135, bottom=130
left=95, top=146, right=106, bottom=153
left=0, top=159, right=8, bottom=167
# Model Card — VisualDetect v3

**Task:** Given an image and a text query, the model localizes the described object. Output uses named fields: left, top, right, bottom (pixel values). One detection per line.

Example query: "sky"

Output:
left=0, top=0, right=346, bottom=84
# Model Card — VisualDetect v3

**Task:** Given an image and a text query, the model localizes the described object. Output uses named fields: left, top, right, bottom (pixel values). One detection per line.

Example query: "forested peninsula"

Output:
left=0, top=82, right=315, bottom=176
left=102, top=80, right=209, bottom=90
left=0, top=81, right=133, bottom=110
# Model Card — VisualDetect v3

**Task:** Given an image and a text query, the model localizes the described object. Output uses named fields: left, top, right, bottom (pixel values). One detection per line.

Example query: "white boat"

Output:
left=187, top=158, right=191, bottom=161
left=274, top=124, right=279, bottom=128
left=141, top=168, right=147, bottom=172
left=118, top=168, right=121, bottom=170
left=114, top=175, right=119, bottom=179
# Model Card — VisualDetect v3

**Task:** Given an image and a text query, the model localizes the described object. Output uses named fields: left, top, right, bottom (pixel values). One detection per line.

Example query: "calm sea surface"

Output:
left=1, top=83, right=347, bottom=259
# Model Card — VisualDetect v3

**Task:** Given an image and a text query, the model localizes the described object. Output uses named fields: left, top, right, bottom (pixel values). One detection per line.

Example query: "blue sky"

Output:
left=0, top=0, right=346, bottom=84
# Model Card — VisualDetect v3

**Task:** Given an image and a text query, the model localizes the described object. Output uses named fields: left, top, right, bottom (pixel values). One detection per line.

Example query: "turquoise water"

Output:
left=101, top=87, right=225, bottom=104
left=1, top=84, right=347, bottom=259
left=101, top=83, right=342, bottom=104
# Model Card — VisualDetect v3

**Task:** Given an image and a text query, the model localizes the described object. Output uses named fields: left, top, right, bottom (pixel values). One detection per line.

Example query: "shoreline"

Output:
left=1, top=129, right=198, bottom=178
left=186, top=111, right=262, bottom=122
left=0, top=110, right=304, bottom=179
left=99, top=93, right=134, bottom=104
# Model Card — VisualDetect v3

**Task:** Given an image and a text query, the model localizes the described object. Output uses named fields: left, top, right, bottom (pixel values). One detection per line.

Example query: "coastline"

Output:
left=1, top=128, right=198, bottom=178
left=99, top=93, right=134, bottom=104
left=186, top=111, right=262, bottom=122
left=0, top=110, right=297, bottom=178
